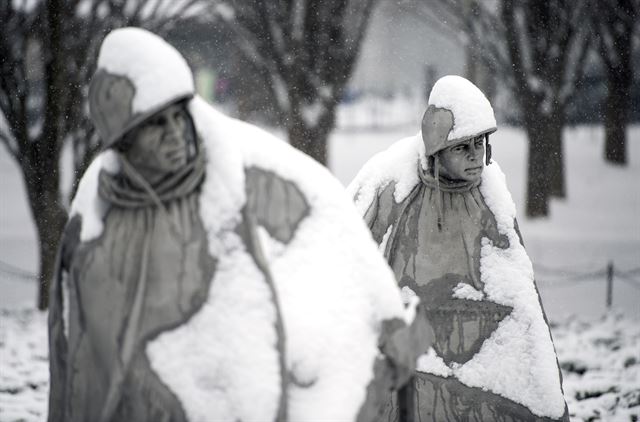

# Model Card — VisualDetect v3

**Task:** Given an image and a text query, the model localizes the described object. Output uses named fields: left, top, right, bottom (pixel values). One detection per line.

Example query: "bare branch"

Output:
left=290, top=0, right=307, bottom=42
left=0, top=120, right=19, bottom=160
left=502, top=0, right=530, bottom=95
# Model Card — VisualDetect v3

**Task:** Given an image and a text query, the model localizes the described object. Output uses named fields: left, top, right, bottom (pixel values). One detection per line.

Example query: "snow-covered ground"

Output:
left=1, top=308, right=637, bottom=421
left=553, top=312, right=640, bottom=421
left=0, top=310, right=48, bottom=422
left=1, top=121, right=639, bottom=421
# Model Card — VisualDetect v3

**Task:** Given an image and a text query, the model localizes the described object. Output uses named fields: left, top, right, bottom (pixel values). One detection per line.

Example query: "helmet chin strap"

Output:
left=485, top=133, right=492, bottom=166
left=434, top=154, right=443, bottom=231
left=181, top=100, right=199, bottom=161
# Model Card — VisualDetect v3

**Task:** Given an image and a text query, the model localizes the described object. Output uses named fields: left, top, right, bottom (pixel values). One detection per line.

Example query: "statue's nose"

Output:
left=163, top=117, right=183, bottom=143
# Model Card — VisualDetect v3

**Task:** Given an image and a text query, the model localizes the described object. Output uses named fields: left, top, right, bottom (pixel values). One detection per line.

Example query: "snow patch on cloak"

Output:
left=452, top=162, right=566, bottom=418
left=69, top=150, right=119, bottom=242
left=147, top=233, right=281, bottom=422
left=147, top=97, right=280, bottom=422
left=187, top=97, right=246, bottom=253
left=400, top=286, right=420, bottom=325
left=230, top=106, right=407, bottom=421
left=379, top=225, right=393, bottom=253
left=452, top=282, right=484, bottom=301
left=417, top=348, right=452, bottom=378
left=148, top=97, right=406, bottom=422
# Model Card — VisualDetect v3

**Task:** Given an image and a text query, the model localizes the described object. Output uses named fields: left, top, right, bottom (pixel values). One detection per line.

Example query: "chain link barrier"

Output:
left=2, top=257, right=640, bottom=292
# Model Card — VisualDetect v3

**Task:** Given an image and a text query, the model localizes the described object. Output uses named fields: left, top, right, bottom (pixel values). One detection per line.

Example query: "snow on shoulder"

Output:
left=428, top=75, right=497, bottom=141
left=347, top=133, right=422, bottom=215
left=151, top=97, right=408, bottom=422
left=69, top=150, right=119, bottom=242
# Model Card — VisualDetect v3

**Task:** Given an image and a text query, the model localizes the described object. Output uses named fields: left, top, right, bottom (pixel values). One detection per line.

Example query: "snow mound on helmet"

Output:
left=428, top=75, right=496, bottom=141
left=96, top=27, right=194, bottom=115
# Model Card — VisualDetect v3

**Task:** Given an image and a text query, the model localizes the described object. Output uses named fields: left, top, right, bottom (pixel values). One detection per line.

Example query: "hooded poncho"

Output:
left=49, top=97, right=425, bottom=422
left=48, top=27, right=421, bottom=422
left=348, top=134, right=569, bottom=422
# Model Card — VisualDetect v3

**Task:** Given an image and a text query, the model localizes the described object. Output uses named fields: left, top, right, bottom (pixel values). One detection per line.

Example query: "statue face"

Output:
left=122, top=102, right=193, bottom=180
left=437, top=135, right=485, bottom=183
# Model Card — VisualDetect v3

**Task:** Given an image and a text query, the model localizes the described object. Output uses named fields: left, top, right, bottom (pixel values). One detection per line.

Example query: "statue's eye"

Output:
left=149, top=115, right=167, bottom=127
left=174, top=112, right=186, bottom=125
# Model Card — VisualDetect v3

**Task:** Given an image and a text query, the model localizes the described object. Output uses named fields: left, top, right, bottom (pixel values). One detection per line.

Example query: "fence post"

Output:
left=606, top=261, right=613, bottom=309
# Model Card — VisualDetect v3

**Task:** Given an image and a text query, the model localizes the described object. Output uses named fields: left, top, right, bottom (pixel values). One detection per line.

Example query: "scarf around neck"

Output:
left=98, top=147, right=206, bottom=208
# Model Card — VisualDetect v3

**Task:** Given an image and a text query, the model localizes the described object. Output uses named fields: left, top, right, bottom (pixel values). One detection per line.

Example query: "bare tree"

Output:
left=434, top=0, right=591, bottom=217
left=589, top=0, right=639, bottom=165
left=0, top=0, right=206, bottom=310
left=207, top=0, right=379, bottom=165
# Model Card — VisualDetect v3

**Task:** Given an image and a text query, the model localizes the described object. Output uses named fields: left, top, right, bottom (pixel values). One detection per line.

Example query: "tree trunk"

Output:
left=600, top=0, right=633, bottom=166
left=524, top=115, right=553, bottom=218
left=26, top=0, right=69, bottom=310
left=288, top=121, right=329, bottom=165
left=33, top=188, right=67, bottom=310
left=525, top=139, right=550, bottom=217
left=547, top=111, right=565, bottom=198
left=286, top=104, right=336, bottom=166
left=22, top=155, right=67, bottom=310
left=604, top=64, right=631, bottom=165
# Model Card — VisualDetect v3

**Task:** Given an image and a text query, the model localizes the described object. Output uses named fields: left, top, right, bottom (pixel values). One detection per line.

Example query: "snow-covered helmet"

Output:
left=89, top=27, right=195, bottom=149
left=421, top=75, right=496, bottom=160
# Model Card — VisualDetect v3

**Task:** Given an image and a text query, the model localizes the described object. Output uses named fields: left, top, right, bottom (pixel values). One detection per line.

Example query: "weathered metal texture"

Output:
left=244, top=166, right=311, bottom=422
left=366, top=179, right=561, bottom=422
left=245, top=166, right=310, bottom=244
left=411, top=372, right=562, bottom=422
left=58, top=192, right=215, bottom=422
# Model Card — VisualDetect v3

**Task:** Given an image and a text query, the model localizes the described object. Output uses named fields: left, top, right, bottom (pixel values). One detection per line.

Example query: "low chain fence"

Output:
left=0, top=259, right=37, bottom=281
left=2, top=258, right=639, bottom=309
left=533, top=261, right=640, bottom=308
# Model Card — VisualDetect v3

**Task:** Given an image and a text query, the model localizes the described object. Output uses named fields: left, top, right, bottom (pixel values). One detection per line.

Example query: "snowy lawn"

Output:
left=552, top=313, right=640, bottom=421
left=0, top=310, right=49, bottom=422
left=1, top=309, right=638, bottom=421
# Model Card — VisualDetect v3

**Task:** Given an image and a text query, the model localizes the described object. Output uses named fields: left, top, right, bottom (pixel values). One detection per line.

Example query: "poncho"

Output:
left=48, top=97, right=419, bottom=422
left=348, top=134, right=569, bottom=422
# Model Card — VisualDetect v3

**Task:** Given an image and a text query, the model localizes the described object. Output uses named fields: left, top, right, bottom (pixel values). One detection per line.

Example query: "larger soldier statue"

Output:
left=48, top=27, right=430, bottom=422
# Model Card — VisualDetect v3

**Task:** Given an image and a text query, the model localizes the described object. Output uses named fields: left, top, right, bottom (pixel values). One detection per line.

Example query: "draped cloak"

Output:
left=348, top=135, right=569, bottom=422
left=48, top=97, right=418, bottom=422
